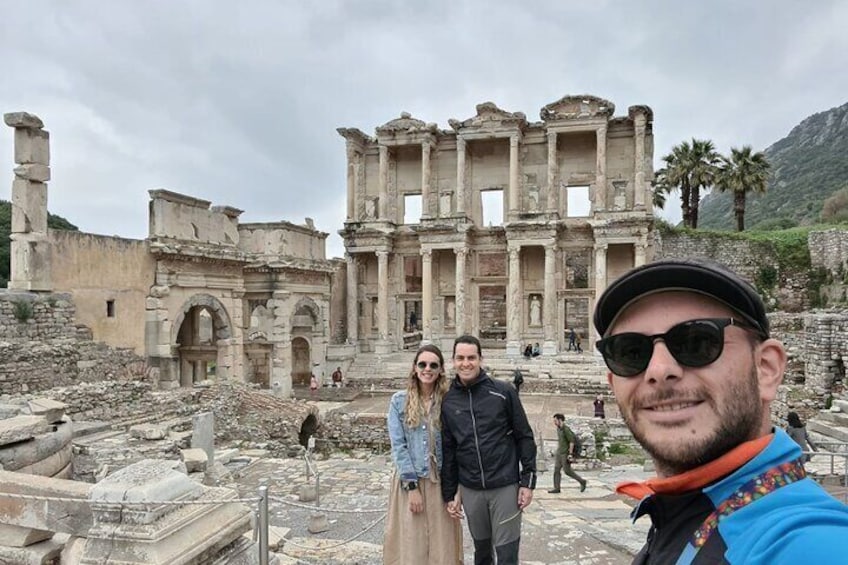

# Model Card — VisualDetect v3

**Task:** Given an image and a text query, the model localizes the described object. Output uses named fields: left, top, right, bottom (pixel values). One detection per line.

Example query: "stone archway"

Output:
left=291, top=336, right=311, bottom=386
left=172, top=294, right=232, bottom=387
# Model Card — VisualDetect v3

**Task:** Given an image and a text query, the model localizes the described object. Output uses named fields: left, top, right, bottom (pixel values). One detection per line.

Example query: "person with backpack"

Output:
left=548, top=413, right=586, bottom=493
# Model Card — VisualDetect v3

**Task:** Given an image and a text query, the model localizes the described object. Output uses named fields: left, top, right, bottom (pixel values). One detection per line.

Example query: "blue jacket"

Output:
left=387, top=390, right=443, bottom=483
left=630, top=429, right=848, bottom=564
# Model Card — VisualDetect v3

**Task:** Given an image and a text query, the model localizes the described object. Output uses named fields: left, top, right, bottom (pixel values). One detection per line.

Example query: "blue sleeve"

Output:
left=387, top=393, right=417, bottom=481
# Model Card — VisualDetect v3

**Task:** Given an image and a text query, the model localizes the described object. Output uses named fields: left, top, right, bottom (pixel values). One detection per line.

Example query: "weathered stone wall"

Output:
left=49, top=229, right=155, bottom=353
left=316, top=412, right=390, bottom=453
left=0, top=291, right=149, bottom=395
left=655, top=230, right=811, bottom=311
left=809, top=229, right=848, bottom=274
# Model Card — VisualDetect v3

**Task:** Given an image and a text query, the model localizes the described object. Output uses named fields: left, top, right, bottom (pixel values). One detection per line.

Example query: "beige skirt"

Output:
left=383, top=473, right=463, bottom=564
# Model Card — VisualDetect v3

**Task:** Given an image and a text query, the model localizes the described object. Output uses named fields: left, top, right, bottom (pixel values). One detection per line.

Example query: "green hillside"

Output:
left=0, top=200, right=78, bottom=287
left=699, top=101, right=848, bottom=229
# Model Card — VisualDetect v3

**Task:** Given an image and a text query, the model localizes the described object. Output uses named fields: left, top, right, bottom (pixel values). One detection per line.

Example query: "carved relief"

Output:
left=375, top=112, right=437, bottom=136
left=439, top=192, right=452, bottom=216
left=612, top=180, right=628, bottom=211
left=449, top=102, right=527, bottom=132
left=444, top=297, right=456, bottom=327
left=540, top=95, right=616, bottom=121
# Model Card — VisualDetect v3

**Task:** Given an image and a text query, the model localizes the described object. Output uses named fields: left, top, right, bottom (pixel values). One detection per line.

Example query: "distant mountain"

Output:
left=699, top=101, right=848, bottom=229
left=0, top=200, right=78, bottom=287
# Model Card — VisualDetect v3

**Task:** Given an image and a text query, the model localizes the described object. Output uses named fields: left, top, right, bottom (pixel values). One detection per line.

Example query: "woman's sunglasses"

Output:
left=416, top=361, right=441, bottom=371
left=595, top=318, right=762, bottom=378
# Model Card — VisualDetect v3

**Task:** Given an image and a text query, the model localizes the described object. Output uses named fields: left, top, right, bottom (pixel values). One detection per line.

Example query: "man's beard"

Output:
left=622, top=365, right=763, bottom=477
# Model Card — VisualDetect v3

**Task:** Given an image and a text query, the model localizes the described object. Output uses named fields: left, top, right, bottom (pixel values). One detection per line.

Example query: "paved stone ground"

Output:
left=233, top=455, right=651, bottom=565
left=228, top=392, right=650, bottom=564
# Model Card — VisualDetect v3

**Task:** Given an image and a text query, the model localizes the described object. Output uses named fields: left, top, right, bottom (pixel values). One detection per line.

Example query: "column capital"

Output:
left=593, top=242, right=609, bottom=252
left=420, top=248, right=433, bottom=259
left=544, top=242, right=557, bottom=254
left=454, top=247, right=468, bottom=258
left=547, top=131, right=557, bottom=143
left=376, top=250, right=389, bottom=259
left=456, top=136, right=466, bottom=150
left=508, top=246, right=521, bottom=260
left=510, top=133, right=520, bottom=146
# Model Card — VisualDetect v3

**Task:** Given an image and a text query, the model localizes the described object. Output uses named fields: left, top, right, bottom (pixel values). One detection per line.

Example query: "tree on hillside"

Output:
left=821, top=186, right=848, bottom=224
left=715, top=146, right=771, bottom=231
left=657, top=139, right=720, bottom=228
left=0, top=200, right=78, bottom=287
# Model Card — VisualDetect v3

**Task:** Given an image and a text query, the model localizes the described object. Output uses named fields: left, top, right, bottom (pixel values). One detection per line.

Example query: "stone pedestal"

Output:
left=81, top=459, right=255, bottom=565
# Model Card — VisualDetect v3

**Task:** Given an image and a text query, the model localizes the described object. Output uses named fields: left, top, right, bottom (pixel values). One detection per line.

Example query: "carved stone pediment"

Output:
left=375, top=112, right=438, bottom=136
left=449, top=102, right=527, bottom=132
left=628, top=105, right=654, bottom=122
left=541, top=95, right=615, bottom=121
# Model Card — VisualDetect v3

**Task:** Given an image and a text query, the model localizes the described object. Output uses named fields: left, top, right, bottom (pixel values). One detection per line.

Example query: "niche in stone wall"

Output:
left=478, top=285, right=507, bottom=340
left=565, top=252, right=590, bottom=289
left=404, top=256, right=422, bottom=292
left=564, top=297, right=589, bottom=341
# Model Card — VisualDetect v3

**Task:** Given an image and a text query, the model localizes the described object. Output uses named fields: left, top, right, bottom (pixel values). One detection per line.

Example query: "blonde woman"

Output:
left=383, top=344, right=463, bottom=564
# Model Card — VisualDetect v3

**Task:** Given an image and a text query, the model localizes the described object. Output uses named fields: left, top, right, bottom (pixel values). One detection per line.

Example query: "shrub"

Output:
left=12, top=300, right=33, bottom=322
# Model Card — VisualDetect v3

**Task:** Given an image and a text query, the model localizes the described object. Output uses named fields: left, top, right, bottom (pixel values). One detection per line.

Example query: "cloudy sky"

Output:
left=2, top=0, right=846, bottom=258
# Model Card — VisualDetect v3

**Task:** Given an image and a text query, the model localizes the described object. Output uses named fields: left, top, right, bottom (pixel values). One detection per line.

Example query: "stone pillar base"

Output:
left=506, top=341, right=521, bottom=357
left=374, top=340, right=393, bottom=355
left=542, top=341, right=558, bottom=356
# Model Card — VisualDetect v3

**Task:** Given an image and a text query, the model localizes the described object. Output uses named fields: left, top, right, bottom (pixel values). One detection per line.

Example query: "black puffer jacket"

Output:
left=440, top=370, right=537, bottom=502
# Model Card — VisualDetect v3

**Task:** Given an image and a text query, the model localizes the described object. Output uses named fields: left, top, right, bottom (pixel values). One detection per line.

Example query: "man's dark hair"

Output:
left=453, top=334, right=482, bottom=357
left=553, top=413, right=565, bottom=421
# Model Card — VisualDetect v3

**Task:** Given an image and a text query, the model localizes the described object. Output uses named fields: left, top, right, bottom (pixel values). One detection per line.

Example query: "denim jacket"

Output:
left=387, top=390, right=443, bottom=482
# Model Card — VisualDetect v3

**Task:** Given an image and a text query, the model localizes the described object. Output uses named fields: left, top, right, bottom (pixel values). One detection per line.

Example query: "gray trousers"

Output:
left=461, top=483, right=521, bottom=565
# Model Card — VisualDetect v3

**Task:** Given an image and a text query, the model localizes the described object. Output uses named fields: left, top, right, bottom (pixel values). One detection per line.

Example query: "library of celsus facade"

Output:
left=338, top=95, right=655, bottom=355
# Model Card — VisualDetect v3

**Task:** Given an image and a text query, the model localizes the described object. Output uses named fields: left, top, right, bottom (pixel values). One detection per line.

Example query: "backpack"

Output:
left=565, top=425, right=583, bottom=458
left=571, top=433, right=583, bottom=458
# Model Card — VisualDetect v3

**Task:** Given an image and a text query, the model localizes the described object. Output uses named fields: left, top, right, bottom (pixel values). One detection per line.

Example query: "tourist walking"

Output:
left=593, top=259, right=848, bottom=563
left=441, top=335, right=537, bottom=565
left=309, top=373, right=318, bottom=397
left=383, top=344, right=463, bottom=564
left=567, top=327, right=577, bottom=351
left=786, top=411, right=819, bottom=462
left=548, top=413, right=586, bottom=493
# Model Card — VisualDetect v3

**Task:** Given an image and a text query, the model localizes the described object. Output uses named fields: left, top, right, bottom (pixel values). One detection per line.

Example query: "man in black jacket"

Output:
left=441, top=335, right=537, bottom=565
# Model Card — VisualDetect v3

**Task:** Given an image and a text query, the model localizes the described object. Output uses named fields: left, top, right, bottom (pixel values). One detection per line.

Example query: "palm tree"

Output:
left=716, top=146, right=771, bottom=231
left=658, top=141, right=693, bottom=226
left=686, top=139, right=720, bottom=229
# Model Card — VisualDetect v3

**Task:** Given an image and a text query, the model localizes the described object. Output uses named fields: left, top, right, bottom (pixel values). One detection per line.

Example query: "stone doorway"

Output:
left=291, top=337, right=311, bottom=387
left=174, top=298, right=231, bottom=387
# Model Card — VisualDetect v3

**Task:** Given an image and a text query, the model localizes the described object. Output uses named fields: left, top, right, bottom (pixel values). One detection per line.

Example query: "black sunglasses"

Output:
left=595, top=318, right=762, bottom=378
left=416, top=361, right=441, bottom=371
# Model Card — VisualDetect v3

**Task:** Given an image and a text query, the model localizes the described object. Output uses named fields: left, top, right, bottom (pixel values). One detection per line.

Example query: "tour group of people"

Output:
left=381, top=259, right=848, bottom=564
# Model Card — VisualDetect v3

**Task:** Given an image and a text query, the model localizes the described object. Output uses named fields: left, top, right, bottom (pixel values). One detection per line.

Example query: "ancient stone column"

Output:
left=634, top=114, right=647, bottom=209
left=376, top=251, right=390, bottom=344
left=543, top=243, right=557, bottom=355
left=345, top=144, right=356, bottom=220
left=421, top=141, right=432, bottom=218
left=345, top=253, right=359, bottom=345
left=456, top=137, right=466, bottom=215
left=421, top=248, right=433, bottom=341
left=546, top=131, right=558, bottom=212
left=5, top=112, right=52, bottom=291
left=595, top=124, right=607, bottom=211
left=508, top=134, right=520, bottom=217
left=454, top=248, right=467, bottom=335
left=506, top=245, right=521, bottom=356
left=378, top=145, right=389, bottom=220
left=593, top=244, right=608, bottom=342
left=635, top=242, right=647, bottom=267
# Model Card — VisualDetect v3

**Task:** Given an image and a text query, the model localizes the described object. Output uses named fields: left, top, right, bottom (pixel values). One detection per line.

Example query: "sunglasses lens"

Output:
left=599, top=333, right=653, bottom=377
left=665, top=320, right=724, bottom=367
left=417, top=361, right=439, bottom=370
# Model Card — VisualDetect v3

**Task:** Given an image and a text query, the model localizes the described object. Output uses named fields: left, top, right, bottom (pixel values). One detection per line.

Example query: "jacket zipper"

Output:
left=468, top=388, right=486, bottom=488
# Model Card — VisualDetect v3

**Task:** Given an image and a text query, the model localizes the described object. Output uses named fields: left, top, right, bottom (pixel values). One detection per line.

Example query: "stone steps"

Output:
left=809, top=420, right=848, bottom=443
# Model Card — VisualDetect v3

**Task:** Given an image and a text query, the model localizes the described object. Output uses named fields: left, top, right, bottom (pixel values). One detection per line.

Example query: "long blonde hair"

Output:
left=405, top=344, right=449, bottom=429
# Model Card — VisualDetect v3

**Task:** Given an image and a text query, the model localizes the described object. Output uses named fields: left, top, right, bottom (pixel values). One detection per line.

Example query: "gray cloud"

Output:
left=2, top=0, right=846, bottom=256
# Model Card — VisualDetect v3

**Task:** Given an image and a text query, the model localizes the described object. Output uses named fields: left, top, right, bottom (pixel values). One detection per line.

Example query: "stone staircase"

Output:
left=809, top=398, right=848, bottom=445
left=344, top=349, right=609, bottom=394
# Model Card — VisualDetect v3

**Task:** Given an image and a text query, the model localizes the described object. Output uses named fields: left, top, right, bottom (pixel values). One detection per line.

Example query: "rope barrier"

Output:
left=268, top=494, right=386, bottom=514
left=0, top=492, right=260, bottom=506
left=280, top=511, right=387, bottom=552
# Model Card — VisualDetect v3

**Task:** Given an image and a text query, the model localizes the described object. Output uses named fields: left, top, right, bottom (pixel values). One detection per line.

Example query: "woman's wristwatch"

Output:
left=402, top=481, right=418, bottom=491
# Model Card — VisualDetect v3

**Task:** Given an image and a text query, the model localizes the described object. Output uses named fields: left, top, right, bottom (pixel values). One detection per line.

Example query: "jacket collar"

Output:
left=452, top=369, right=490, bottom=390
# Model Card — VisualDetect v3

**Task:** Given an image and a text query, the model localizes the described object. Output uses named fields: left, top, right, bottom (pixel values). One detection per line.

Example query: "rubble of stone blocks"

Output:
left=0, top=397, right=284, bottom=564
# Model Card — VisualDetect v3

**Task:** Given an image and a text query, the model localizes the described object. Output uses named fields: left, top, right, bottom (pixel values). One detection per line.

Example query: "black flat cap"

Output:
left=593, top=259, right=770, bottom=338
